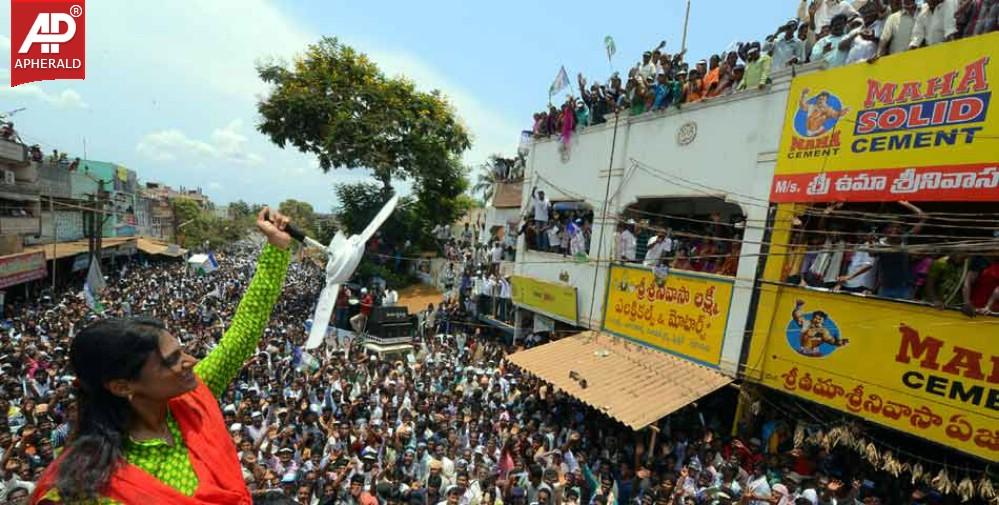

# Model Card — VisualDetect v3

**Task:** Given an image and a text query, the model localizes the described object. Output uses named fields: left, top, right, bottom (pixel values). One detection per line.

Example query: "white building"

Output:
left=513, top=65, right=811, bottom=377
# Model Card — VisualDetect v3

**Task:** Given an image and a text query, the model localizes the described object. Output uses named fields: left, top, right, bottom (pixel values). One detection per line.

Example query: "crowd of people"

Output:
left=613, top=213, right=746, bottom=278
left=531, top=0, right=998, bottom=137
left=783, top=202, right=999, bottom=316
left=0, top=227, right=987, bottom=504
left=434, top=222, right=516, bottom=329
left=523, top=188, right=593, bottom=258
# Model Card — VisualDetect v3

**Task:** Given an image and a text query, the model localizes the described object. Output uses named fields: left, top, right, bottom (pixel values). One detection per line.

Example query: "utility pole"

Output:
left=50, top=195, right=56, bottom=291
left=86, top=178, right=111, bottom=270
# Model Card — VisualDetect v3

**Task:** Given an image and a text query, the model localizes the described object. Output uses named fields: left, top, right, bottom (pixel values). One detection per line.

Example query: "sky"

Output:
left=0, top=1, right=792, bottom=211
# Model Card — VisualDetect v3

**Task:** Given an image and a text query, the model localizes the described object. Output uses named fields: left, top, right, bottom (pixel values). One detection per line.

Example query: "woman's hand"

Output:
left=256, top=207, right=292, bottom=250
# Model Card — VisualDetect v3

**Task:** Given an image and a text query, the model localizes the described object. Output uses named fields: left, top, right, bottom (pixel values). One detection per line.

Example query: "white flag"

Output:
left=85, top=258, right=106, bottom=295
left=549, top=66, right=569, bottom=96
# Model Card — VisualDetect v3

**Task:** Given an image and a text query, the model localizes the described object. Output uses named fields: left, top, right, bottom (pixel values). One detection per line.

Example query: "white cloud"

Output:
left=86, top=0, right=519, bottom=166
left=364, top=47, right=520, bottom=165
left=136, top=120, right=264, bottom=165
left=0, top=68, right=89, bottom=108
left=0, top=0, right=521, bottom=208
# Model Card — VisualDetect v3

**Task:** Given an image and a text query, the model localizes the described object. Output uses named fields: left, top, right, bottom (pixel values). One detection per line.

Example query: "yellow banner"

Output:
left=772, top=33, right=999, bottom=203
left=602, top=265, right=733, bottom=367
left=510, top=275, right=578, bottom=324
left=753, top=286, right=998, bottom=460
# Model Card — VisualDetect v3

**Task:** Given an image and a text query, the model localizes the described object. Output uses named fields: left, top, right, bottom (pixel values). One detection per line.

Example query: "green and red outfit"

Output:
left=33, top=244, right=290, bottom=504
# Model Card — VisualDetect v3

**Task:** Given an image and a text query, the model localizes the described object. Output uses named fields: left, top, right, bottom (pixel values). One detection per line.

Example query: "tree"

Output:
left=172, top=197, right=250, bottom=250
left=229, top=200, right=253, bottom=220
left=256, top=37, right=471, bottom=196
left=472, top=169, right=497, bottom=204
left=278, top=199, right=318, bottom=239
left=472, top=153, right=526, bottom=204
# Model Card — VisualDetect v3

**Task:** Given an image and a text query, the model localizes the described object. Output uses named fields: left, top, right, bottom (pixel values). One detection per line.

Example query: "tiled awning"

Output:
left=505, top=332, right=732, bottom=430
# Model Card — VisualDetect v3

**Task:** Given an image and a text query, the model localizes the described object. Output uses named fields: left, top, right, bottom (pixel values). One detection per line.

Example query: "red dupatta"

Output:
left=32, top=381, right=250, bottom=504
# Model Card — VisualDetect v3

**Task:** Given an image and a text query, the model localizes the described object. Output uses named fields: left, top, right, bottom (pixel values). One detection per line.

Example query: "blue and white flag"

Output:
left=549, top=66, right=569, bottom=96
left=83, top=259, right=106, bottom=314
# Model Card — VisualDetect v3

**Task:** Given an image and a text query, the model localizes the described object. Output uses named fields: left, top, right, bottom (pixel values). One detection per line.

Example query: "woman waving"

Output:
left=32, top=208, right=293, bottom=504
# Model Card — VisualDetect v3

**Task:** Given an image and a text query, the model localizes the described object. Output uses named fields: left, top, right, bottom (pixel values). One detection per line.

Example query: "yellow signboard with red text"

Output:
left=749, top=286, right=998, bottom=460
left=772, top=32, right=999, bottom=203
left=602, top=265, right=734, bottom=368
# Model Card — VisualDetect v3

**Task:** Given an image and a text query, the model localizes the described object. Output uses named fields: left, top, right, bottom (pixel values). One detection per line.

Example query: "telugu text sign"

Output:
left=771, top=33, right=998, bottom=202
left=755, top=286, right=998, bottom=460
left=602, top=265, right=733, bottom=367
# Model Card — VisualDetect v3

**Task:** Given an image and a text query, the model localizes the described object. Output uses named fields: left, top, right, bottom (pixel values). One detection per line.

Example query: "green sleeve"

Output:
left=195, top=244, right=291, bottom=397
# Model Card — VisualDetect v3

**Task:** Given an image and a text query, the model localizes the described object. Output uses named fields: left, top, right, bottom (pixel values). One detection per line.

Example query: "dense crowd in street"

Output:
left=0, top=232, right=984, bottom=504
left=532, top=0, right=998, bottom=137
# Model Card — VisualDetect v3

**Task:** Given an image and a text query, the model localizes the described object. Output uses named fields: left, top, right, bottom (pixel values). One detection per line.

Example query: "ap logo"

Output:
left=10, top=0, right=86, bottom=86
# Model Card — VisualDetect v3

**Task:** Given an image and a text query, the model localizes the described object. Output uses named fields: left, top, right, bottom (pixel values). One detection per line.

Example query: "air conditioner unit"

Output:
left=2, top=170, right=13, bottom=185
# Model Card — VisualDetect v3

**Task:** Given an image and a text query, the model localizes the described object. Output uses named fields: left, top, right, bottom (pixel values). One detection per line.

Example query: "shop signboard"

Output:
left=510, top=275, right=578, bottom=325
left=0, top=251, right=46, bottom=288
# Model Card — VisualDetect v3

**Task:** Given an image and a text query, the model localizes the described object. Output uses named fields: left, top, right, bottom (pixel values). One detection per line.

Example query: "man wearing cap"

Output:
left=773, top=20, right=806, bottom=68
left=270, top=446, right=300, bottom=478
left=638, top=52, right=657, bottom=81
left=247, top=410, right=267, bottom=443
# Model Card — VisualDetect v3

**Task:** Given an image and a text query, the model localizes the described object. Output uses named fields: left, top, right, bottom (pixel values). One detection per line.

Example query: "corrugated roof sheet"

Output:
left=505, top=332, right=732, bottom=430
left=136, top=237, right=188, bottom=257
left=25, top=237, right=137, bottom=260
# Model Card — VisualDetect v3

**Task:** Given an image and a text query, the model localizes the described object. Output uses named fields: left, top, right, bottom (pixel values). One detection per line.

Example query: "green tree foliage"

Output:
left=228, top=200, right=253, bottom=220
left=278, top=199, right=318, bottom=239
left=256, top=37, right=471, bottom=195
left=173, top=197, right=250, bottom=250
left=472, top=153, right=526, bottom=204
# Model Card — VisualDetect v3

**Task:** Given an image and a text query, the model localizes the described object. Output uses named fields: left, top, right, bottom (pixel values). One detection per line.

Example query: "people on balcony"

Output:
left=785, top=201, right=998, bottom=317
left=530, top=0, right=996, bottom=137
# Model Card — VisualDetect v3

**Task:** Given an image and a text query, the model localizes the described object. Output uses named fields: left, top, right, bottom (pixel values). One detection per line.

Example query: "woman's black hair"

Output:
left=55, top=317, right=166, bottom=501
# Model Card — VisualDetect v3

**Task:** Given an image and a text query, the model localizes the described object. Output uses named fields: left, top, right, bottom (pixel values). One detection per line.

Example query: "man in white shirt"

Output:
left=910, top=0, right=958, bottom=48
left=878, top=0, right=918, bottom=55
left=490, top=242, right=503, bottom=275
left=836, top=238, right=877, bottom=293
left=772, top=20, right=806, bottom=68
left=546, top=223, right=560, bottom=254
left=643, top=232, right=672, bottom=267
left=617, top=221, right=637, bottom=262
left=498, top=276, right=512, bottom=322
left=811, top=0, right=859, bottom=32
left=638, top=51, right=657, bottom=80
left=530, top=187, right=551, bottom=250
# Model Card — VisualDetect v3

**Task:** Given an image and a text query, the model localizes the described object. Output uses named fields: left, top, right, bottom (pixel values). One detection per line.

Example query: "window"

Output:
left=619, top=197, right=746, bottom=277
left=782, top=202, right=999, bottom=316
left=523, top=200, right=594, bottom=256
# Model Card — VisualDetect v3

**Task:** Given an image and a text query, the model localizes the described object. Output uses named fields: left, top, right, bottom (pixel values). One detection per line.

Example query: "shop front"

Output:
left=0, top=251, right=47, bottom=290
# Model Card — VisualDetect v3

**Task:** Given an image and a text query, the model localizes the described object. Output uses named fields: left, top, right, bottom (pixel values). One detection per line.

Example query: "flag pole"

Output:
left=680, top=0, right=691, bottom=55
